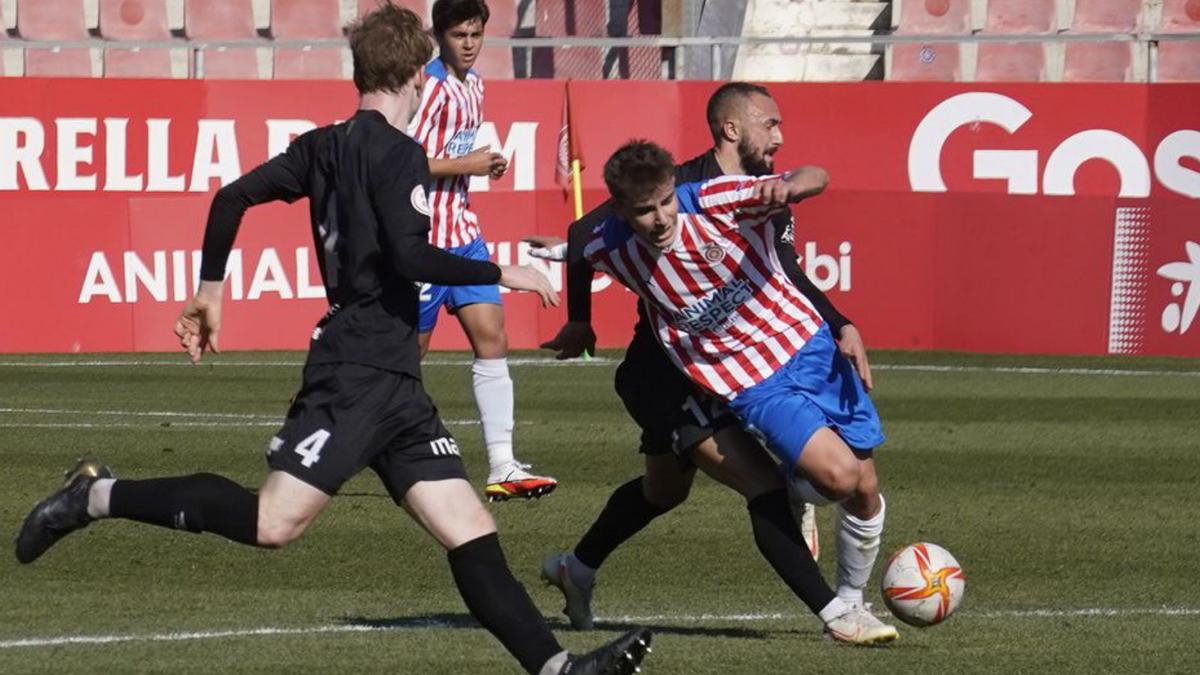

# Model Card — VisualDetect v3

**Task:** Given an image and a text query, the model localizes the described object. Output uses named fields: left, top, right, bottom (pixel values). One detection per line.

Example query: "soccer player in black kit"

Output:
left=14, top=4, right=651, bottom=673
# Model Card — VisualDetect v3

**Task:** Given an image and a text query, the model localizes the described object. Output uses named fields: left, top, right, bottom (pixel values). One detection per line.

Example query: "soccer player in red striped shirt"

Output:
left=585, top=140, right=896, bottom=644
left=408, top=0, right=556, bottom=502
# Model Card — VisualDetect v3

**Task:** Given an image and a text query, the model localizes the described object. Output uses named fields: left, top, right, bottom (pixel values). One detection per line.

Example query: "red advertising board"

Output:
left=0, top=79, right=1197, bottom=357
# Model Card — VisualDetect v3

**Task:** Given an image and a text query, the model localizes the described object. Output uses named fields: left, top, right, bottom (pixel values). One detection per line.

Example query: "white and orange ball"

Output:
left=880, top=542, right=966, bottom=627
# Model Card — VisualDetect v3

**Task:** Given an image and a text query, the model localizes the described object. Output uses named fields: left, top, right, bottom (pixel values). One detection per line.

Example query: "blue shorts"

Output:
left=727, top=325, right=884, bottom=468
left=418, top=237, right=502, bottom=333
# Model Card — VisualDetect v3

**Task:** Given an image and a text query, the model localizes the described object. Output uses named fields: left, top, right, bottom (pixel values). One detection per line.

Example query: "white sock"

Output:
left=472, top=357, right=516, bottom=475
left=817, top=597, right=850, bottom=623
left=835, top=494, right=886, bottom=606
left=538, top=650, right=569, bottom=675
left=87, top=478, right=115, bottom=519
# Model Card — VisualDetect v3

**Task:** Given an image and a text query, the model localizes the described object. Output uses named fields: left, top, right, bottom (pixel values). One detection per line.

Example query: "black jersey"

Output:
left=198, top=109, right=500, bottom=376
left=564, top=150, right=850, bottom=337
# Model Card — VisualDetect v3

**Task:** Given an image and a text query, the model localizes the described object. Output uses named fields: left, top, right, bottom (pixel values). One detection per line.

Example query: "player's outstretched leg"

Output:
left=14, top=458, right=112, bottom=563
left=405, top=478, right=652, bottom=673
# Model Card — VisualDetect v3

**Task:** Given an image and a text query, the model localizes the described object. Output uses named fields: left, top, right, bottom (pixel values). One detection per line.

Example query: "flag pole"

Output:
left=570, top=158, right=584, bottom=221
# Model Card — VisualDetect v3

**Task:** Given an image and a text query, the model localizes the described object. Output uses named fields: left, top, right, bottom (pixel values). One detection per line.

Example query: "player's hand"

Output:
left=781, top=166, right=830, bottom=202
left=836, top=324, right=873, bottom=392
left=173, top=281, right=223, bottom=365
left=489, top=152, right=508, bottom=179
left=462, top=146, right=505, bottom=176
left=523, top=235, right=568, bottom=262
left=540, top=321, right=596, bottom=360
left=498, top=265, right=560, bottom=308
left=754, top=177, right=792, bottom=208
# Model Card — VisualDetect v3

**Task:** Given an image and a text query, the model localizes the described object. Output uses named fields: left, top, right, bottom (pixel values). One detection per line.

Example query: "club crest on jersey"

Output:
left=410, top=185, right=431, bottom=215
left=703, top=242, right=726, bottom=263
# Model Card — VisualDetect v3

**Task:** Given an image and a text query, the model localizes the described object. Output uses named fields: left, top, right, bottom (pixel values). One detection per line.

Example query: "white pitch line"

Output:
left=1, top=607, right=1197, bottom=650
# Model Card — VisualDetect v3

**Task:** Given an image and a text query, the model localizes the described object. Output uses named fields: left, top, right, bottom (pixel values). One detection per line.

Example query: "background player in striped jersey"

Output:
left=408, top=0, right=556, bottom=501
left=582, top=141, right=897, bottom=644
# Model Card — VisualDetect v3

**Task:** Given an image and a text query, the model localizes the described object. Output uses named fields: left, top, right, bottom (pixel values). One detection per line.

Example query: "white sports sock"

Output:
left=817, top=597, right=850, bottom=623
left=87, top=478, right=115, bottom=519
left=835, top=494, right=887, bottom=606
left=472, top=357, right=516, bottom=475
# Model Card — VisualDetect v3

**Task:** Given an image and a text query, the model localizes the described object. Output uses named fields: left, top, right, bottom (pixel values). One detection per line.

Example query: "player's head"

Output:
left=348, top=2, right=432, bottom=122
left=706, top=82, right=782, bottom=176
left=432, top=0, right=489, bottom=75
left=605, top=140, right=679, bottom=250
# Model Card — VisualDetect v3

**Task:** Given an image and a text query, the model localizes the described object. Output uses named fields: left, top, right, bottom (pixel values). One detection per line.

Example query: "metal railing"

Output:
left=6, top=33, right=1200, bottom=80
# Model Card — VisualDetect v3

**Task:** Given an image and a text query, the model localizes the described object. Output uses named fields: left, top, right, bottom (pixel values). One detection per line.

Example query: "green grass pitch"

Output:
left=1, top=350, right=1198, bottom=673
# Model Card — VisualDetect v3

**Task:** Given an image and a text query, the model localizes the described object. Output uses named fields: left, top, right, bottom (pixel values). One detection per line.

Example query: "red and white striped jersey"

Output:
left=584, top=175, right=826, bottom=398
left=407, top=59, right=484, bottom=249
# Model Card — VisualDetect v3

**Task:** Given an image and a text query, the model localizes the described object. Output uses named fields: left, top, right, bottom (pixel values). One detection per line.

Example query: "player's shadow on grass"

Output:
left=341, top=614, right=775, bottom=640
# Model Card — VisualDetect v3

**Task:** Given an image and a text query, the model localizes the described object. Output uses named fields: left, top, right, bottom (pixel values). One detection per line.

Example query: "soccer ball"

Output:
left=880, top=542, right=965, bottom=627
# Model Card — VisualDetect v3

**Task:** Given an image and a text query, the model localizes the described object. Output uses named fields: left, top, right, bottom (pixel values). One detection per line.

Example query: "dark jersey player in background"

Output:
left=528, top=83, right=879, bottom=642
left=14, top=5, right=650, bottom=674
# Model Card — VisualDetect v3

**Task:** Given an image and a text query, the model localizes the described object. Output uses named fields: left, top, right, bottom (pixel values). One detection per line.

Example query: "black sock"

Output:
left=109, top=473, right=258, bottom=546
left=748, top=489, right=836, bottom=615
left=573, top=477, right=672, bottom=570
left=448, top=533, right=562, bottom=674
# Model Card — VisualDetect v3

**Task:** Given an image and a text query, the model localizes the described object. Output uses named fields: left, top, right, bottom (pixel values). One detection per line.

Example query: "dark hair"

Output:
left=604, top=140, right=676, bottom=208
left=705, top=82, right=771, bottom=143
left=348, top=2, right=433, bottom=95
left=432, top=0, right=490, bottom=35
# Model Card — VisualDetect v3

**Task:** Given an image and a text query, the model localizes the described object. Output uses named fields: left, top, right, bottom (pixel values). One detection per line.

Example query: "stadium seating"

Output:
left=358, top=0, right=428, bottom=21
left=1159, top=0, right=1200, bottom=31
left=1060, top=0, right=1140, bottom=81
left=1156, top=0, right=1200, bottom=81
left=98, top=0, right=170, bottom=40
left=271, top=0, right=341, bottom=39
left=888, top=0, right=970, bottom=81
left=983, top=0, right=1057, bottom=31
left=273, top=45, right=344, bottom=78
left=198, top=47, right=260, bottom=78
left=1063, top=42, right=1132, bottom=81
left=184, top=0, right=255, bottom=39
left=474, top=0, right=515, bottom=79
left=25, top=48, right=94, bottom=77
left=1070, top=0, right=1142, bottom=31
left=536, top=0, right=605, bottom=79
left=17, top=0, right=88, bottom=40
left=104, top=47, right=179, bottom=77
left=976, top=0, right=1056, bottom=81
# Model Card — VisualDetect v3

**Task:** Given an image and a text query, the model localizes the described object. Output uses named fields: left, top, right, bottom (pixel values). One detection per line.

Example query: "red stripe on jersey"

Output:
left=412, top=69, right=485, bottom=250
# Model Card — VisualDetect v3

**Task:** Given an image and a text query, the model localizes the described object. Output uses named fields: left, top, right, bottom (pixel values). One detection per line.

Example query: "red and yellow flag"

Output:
left=555, top=81, right=586, bottom=219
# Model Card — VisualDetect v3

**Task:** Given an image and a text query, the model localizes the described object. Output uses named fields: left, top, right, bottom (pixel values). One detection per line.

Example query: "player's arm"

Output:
left=410, top=78, right=506, bottom=179
left=428, top=147, right=507, bottom=178
left=375, top=145, right=557, bottom=306
left=177, top=135, right=314, bottom=364
left=756, top=166, right=829, bottom=206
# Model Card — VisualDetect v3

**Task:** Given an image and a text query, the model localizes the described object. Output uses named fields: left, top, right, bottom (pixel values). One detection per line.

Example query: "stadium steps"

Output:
left=733, top=0, right=890, bottom=81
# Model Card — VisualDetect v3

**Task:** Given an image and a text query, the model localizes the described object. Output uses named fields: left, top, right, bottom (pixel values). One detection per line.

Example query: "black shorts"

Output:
left=614, top=329, right=738, bottom=457
left=267, top=362, right=468, bottom=501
